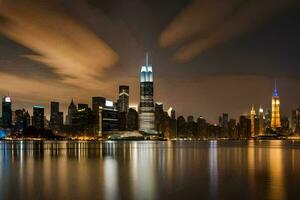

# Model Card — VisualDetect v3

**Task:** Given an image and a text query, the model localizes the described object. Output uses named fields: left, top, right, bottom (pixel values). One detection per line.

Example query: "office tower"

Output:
left=291, top=106, right=300, bottom=134
left=155, top=103, right=164, bottom=133
left=127, top=108, right=139, bottom=131
left=177, top=116, right=186, bottom=138
left=259, top=106, right=265, bottom=135
left=92, top=97, right=106, bottom=135
left=99, top=100, right=119, bottom=133
left=222, top=113, right=229, bottom=129
left=118, top=85, right=129, bottom=113
left=228, top=119, right=237, bottom=139
left=271, top=81, right=281, bottom=130
left=50, top=101, right=63, bottom=131
left=66, top=99, right=77, bottom=125
left=2, top=96, right=12, bottom=128
left=32, top=106, right=45, bottom=129
left=197, top=116, right=207, bottom=138
left=238, top=115, right=251, bottom=138
left=280, top=116, right=289, bottom=131
left=250, top=105, right=256, bottom=137
left=14, top=109, right=29, bottom=134
left=139, top=53, right=155, bottom=133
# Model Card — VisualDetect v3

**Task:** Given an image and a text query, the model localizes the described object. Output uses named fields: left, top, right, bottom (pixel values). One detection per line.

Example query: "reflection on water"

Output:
left=1, top=140, right=300, bottom=200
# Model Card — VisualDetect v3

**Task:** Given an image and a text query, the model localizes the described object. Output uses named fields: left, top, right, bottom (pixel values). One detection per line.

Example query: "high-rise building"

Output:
left=271, top=81, right=281, bottom=130
left=127, top=108, right=139, bottom=131
left=92, top=97, right=106, bottom=135
left=250, top=105, right=256, bottom=137
left=2, top=96, right=12, bottom=128
left=50, top=101, right=63, bottom=131
left=139, top=53, right=155, bottom=133
left=66, top=99, right=77, bottom=125
left=291, top=106, right=300, bottom=134
left=118, top=85, right=129, bottom=113
left=259, top=106, right=265, bottom=135
left=155, top=103, right=164, bottom=133
left=32, top=106, right=45, bottom=129
left=14, top=109, right=30, bottom=134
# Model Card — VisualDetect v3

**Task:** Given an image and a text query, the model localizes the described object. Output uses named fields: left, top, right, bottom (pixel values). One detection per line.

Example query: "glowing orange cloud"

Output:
left=0, top=0, right=118, bottom=89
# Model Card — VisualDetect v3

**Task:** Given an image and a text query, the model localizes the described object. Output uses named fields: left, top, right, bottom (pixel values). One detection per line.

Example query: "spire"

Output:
left=146, top=52, right=149, bottom=67
left=274, top=80, right=279, bottom=97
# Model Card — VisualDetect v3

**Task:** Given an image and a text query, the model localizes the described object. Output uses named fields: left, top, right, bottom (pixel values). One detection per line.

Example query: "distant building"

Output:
left=177, top=116, right=186, bottom=138
left=2, top=96, right=12, bottom=128
left=32, top=106, right=45, bottom=129
left=127, top=108, right=139, bottom=131
left=118, top=85, right=129, bottom=113
left=139, top=53, right=155, bottom=133
left=155, top=103, right=164, bottom=134
left=50, top=101, right=63, bottom=131
left=66, top=99, right=77, bottom=125
left=259, top=106, right=265, bottom=135
left=291, top=106, right=300, bottom=134
left=99, top=100, right=119, bottom=133
left=14, top=109, right=30, bottom=134
left=92, top=97, right=106, bottom=135
left=271, top=81, right=281, bottom=130
left=250, top=105, right=256, bottom=137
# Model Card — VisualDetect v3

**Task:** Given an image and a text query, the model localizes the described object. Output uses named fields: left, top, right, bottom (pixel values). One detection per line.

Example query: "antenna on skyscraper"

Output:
left=146, top=52, right=149, bottom=67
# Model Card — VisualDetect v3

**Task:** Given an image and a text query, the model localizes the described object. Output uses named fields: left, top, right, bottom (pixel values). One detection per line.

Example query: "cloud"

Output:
left=160, top=0, right=297, bottom=63
left=0, top=0, right=119, bottom=89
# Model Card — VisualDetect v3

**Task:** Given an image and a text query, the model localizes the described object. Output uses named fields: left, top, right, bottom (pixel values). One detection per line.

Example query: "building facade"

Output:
left=139, top=53, right=155, bottom=133
left=118, top=85, right=129, bottom=113
left=271, top=81, right=281, bottom=130
left=32, top=106, right=45, bottom=129
left=2, top=96, right=12, bottom=128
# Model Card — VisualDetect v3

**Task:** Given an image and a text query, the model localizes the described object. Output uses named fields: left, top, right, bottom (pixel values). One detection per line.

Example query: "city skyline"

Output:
left=0, top=0, right=300, bottom=123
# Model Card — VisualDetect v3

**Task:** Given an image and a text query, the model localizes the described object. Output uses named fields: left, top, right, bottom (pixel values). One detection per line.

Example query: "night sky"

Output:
left=0, top=0, right=300, bottom=123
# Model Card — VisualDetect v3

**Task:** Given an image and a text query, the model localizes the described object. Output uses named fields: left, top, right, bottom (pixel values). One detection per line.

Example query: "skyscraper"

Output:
left=139, top=53, right=155, bottom=133
left=271, top=81, right=281, bottom=130
left=66, top=99, right=77, bottom=125
left=259, top=106, right=265, bottom=135
left=250, top=105, right=256, bottom=137
left=118, top=85, right=129, bottom=113
left=50, top=101, right=63, bottom=131
left=2, top=96, right=12, bottom=128
left=32, top=106, right=44, bottom=129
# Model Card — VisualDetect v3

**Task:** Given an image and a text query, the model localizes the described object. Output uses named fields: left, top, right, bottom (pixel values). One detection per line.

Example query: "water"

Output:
left=0, top=140, right=300, bottom=200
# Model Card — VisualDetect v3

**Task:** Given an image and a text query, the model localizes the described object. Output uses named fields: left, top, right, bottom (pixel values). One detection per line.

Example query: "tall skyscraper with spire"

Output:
left=271, top=81, right=281, bottom=130
left=139, top=53, right=155, bottom=133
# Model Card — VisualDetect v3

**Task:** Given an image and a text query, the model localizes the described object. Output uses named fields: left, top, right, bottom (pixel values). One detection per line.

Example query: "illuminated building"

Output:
left=100, top=100, right=119, bottom=133
left=259, top=106, right=265, bottom=135
left=271, top=81, right=281, bottom=130
left=250, top=105, right=256, bottom=137
left=2, top=96, right=12, bottom=128
left=32, top=106, right=45, bottom=129
left=139, top=53, right=155, bottom=133
left=118, top=85, right=129, bottom=113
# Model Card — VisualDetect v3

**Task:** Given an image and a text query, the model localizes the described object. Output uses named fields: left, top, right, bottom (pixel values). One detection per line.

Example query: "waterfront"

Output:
left=1, top=140, right=300, bottom=200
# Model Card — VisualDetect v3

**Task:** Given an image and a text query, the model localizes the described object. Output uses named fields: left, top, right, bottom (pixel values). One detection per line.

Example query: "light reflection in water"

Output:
left=0, top=140, right=299, bottom=200
left=209, top=140, right=218, bottom=199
